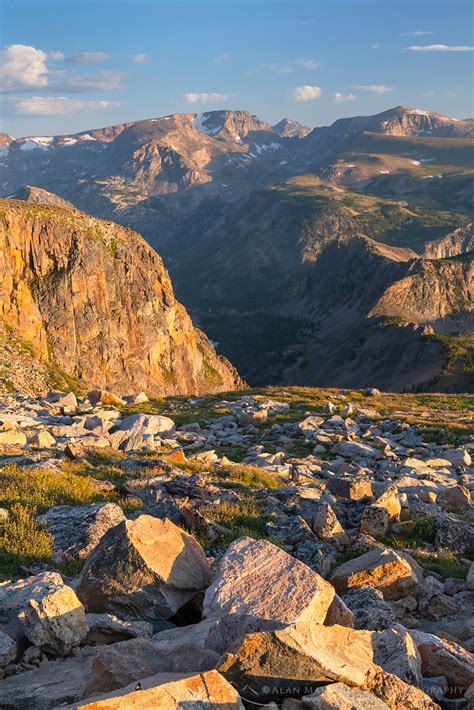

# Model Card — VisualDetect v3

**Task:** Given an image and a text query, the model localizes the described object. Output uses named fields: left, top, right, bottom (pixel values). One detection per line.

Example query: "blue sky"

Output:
left=1, top=0, right=473, bottom=136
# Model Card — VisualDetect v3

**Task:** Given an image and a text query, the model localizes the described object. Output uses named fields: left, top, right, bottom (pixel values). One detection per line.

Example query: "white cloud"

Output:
left=12, top=96, right=118, bottom=116
left=353, top=84, right=392, bottom=94
left=292, top=85, right=322, bottom=102
left=371, top=44, right=381, bottom=49
left=402, top=30, right=433, bottom=36
left=334, top=92, right=356, bottom=102
left=58, top=70, right=124, bottom=92
left=184, top=92, right=229, bottom=104
left=407, top=44, right=474, bottom=52
left=130, top=53, right=148, bottom=64
left=0, top=44, right=63, bottom=91
left=66, top=52, right=109, bottom=64
left=296, top=58, right=319, bottom=70
left=211, top=53, right=229, bottom=65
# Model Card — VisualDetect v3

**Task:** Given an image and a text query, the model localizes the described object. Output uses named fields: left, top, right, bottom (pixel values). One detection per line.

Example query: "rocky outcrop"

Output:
left=424, top=222, right=474, bottom=259
left=0, top=200, right=241, bottom=396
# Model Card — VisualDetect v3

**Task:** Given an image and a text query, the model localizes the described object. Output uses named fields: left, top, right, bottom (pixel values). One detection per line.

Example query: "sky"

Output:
left=0, top=0, right=473, bottom=137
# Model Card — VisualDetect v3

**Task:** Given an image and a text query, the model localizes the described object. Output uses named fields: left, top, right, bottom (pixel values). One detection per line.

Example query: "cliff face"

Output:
left=424, top=223, right=474, bottom=260
left=0, top=200, right=241, bottom=396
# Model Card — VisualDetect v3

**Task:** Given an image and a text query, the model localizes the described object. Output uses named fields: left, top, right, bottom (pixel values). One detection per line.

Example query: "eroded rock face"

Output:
left=203, top=536, right=335, bottom=627
left=218, top=622, right=373, bottom=704
left=0, top=200, right=241, bottom=396
left=76, top=515, right=211, bottom=622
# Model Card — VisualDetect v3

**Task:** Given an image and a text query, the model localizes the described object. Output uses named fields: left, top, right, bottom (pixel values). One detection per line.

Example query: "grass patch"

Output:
left=412, top=550, right=469, bottom=579
left=0, top=504, right=53, bottom=577
left=218, top=463, right=280, bottom=489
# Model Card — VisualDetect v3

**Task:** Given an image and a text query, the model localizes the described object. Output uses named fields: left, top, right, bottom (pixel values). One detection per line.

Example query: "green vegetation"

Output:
left=0, top=504, right=53, bottom=577
left=217, top=463, right=280, bottom=489
left=0, top=464, right=142, bottom=577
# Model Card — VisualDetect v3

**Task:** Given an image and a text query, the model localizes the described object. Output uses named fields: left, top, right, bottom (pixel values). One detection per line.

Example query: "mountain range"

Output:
left=1, top=105, right=473, bottom=393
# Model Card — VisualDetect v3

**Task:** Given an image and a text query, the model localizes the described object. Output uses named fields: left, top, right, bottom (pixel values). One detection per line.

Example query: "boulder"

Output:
left=76, top=515, right=211, bottom=622
left=342, top=587, right=397, bottom=631
left=371, top=485, right=401, bottom=521
left=0, top=572, right=88, bottom=655
left=218, top=622, right=373, bottom=704
left=84, top=613, right=153, bottom=645
left=82, top=637, right=167, bottom=698
left=0, top=431, right=27, bottom=446
left=363, top=665, right=440, bottom=709
left=312, top=502, right=347, bottom=543
left=409, top=630, right=474, bottom=691
left=360, top=505, right=390, bottom=537
left=28, top=431, right=56, bottom=448
left=333, top=441, right=379, bottom=459
left=330, top=548, right=422, bottom=600
left=302, top=683, right=389, bottom=709
left=371, top=625, right=422, bottom=686
left=327, top=477, right=373, bottom=500
left=87, top=389, right=126, bottom=406
left=0, top=652, right=96, bottom=709
left=203, top=537, right=335, bottom=627
left=73, top=670, right=243, bottom=709
left=109, top=414, right=175, bottom=451
left=37, top=503, right=125, bottom=563
left=0, top=631, right=16, bottom=668
left=239, top=410, right=268, bottom=427
left=437, top=485, right=472, bottom=509
left=441, top=448, right=472, bottom=468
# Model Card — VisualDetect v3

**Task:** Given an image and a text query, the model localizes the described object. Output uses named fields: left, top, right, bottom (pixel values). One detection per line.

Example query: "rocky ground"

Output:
left=0, top=385, right=472, bottom=708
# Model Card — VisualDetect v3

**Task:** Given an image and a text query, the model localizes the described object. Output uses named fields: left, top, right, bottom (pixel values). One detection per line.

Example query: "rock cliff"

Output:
left=0, top=200, right=241, bottom=396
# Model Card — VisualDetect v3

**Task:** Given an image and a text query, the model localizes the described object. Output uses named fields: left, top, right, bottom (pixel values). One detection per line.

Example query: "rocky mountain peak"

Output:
left=272, top=118, right=311, bottom=138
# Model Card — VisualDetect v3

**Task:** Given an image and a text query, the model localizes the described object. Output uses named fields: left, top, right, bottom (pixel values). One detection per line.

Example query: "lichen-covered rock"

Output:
left=371, top=625, right=422, bottom=686
left=76, top=515, right=211, bottom=622
left=37, top=503, right=125, bottom=563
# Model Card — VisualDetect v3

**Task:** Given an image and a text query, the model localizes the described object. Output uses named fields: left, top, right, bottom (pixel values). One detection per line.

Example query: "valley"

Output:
left=0, top=104, right=472, bottom=395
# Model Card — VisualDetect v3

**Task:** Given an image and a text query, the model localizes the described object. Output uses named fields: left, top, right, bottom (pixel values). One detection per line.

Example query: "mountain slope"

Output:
left=0, top=200, right=241, bottom=396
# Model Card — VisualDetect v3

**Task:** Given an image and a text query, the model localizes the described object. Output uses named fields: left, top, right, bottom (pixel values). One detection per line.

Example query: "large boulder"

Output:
left=203, top=537, right=335, bottom=627
left=218, top=622, right=373, bottom=704
left=302, top=683, right=389, bottom=709
left=37, top=503, right=125, bottom=563
left=76, top=515, right=211, bottom=622
left=330, top=548, right=422, bottom=599
left=73, top=670, right=243, bottom=709
left=409, top=630, right=474, bottom=691
left=0, top=572, right=88, bottom=655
